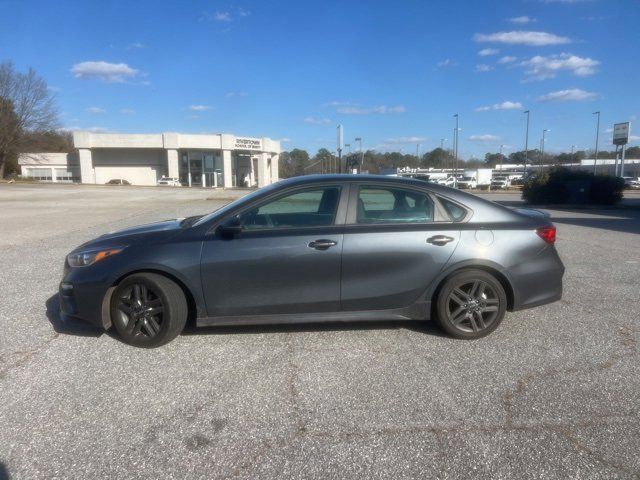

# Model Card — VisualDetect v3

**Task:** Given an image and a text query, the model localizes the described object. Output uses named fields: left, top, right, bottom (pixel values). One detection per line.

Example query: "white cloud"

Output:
left=509, top=16, right=535, bottom=24
left=189, top=105, right=212, bottom=111
left=478, top=48, right=499, bottom=56
left=277, top=138, right=291, bottom=143
left=475, top=101, right=523, bottom=112
left=473, top=30, right=571, bottom=46
left=475, top=64, right=494, bottom=72
left=86, top=106, right=105, bottom=114
left=384, top=136, right=428, bottom=144
left=126, top=42, right=145, bottom=49
left=337, top=105, right=406, bottom=115
left=521, top=53, right=599, bottom=80
left=304, top=116, right=332, bottom=125
left=71, top=61, right=139, bottom=83
left=469, top=134, right=501, bottom=142
left=437, top=58, right=457, bottom=68
left=225, top=91, right=248, bottom=97
left=119, top=108, right=135, bottom=115
left=214, top=11, right=232, bottom=22
left=498, top=55, right=518, bottom=64
left=537, top=88, right=599, bottom=102
left=629, top=135, right=640, bottom=142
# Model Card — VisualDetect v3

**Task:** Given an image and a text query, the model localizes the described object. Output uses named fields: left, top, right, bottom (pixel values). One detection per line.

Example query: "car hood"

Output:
left=73, top=218, right=186, bottom=251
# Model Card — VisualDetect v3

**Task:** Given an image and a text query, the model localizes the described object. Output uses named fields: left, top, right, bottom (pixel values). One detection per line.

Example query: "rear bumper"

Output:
left=510, top=246, right=565, bottom=311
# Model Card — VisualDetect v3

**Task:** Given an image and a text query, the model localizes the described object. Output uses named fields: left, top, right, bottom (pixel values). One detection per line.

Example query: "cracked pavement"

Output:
left=0, top=184, right=639, bottom=479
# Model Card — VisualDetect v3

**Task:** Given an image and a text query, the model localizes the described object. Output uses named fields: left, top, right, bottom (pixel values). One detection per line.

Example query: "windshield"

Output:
left=193, top=182, right=281, bottom=227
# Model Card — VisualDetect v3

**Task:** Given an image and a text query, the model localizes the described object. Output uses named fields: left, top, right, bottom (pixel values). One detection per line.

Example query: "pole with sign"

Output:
left=613, top=122, right=630, bottom=177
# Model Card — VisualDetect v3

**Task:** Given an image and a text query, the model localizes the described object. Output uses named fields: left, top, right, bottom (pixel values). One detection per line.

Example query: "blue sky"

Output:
left=2, top=0, right=639, bottom=159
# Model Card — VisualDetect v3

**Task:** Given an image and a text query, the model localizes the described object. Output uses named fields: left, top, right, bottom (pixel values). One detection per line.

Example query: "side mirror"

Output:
left=219, top=216, right=243, bottom=238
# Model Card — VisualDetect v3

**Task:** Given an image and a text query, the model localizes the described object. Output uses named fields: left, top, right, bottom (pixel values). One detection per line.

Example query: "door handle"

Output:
left=308, top=239, right=337, bottom=250
left=427, top=235, right=455, bottom=246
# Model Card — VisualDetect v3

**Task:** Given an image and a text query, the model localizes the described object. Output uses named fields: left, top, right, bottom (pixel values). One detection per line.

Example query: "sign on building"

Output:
left=234, top=137, right=262, bottom=150
left=613, top=122, right=630, bottom=146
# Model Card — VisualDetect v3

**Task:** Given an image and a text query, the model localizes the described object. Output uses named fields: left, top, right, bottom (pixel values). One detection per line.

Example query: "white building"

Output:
left=19, top=131, right=281, bottom=188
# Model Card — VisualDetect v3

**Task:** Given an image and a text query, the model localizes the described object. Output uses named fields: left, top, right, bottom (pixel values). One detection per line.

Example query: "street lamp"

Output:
left=354, top=137, right=363, bottom=171
left=541, top=129, right=549, bottom=169
left=453, top=114, right=459, bottom=184
left=524, top=110, right=530, bottom=172
left=592, top=111, right=600, bottom=174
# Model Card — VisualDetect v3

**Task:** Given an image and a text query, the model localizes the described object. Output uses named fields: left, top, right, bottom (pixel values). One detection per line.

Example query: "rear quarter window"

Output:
left=439, top=197, right=468, bottom=221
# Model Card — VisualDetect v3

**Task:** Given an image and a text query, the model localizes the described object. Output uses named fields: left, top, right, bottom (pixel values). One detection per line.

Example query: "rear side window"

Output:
left=357, top=186, right=434, bottom=224
left=439, top=197, right=467, bottom=221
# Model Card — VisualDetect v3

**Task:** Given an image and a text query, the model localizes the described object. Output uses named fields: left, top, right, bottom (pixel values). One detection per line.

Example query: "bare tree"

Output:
left=0, top=61, right=59, bottom=177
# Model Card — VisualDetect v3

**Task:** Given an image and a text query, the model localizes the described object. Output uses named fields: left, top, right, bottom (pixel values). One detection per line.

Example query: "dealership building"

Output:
left=19, top=131, right=281, bottom=188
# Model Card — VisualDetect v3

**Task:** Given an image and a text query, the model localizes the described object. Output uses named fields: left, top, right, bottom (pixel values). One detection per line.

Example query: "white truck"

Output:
left=457, top=169, right=492, bottom=189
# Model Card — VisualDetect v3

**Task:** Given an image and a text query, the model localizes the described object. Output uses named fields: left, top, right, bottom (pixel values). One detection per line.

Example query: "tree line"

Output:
left=279, top=146, right=640, bottom=178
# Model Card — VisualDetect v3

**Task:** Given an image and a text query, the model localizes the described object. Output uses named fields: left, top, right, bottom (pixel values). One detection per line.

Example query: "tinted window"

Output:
left=357, top=186, right=434, bottom=224
left=439, top=197, right=467, bottom=221
left=240, top=187, right=340, bottom=230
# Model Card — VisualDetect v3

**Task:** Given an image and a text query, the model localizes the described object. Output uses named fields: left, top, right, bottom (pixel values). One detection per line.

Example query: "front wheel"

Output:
left=110, top=273, right=188, bottom=348
left=435, top=269, right=507, bottom=339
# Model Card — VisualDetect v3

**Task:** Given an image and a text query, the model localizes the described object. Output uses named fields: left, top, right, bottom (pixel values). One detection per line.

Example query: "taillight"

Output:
left=536, top=226, right=556, bottom=244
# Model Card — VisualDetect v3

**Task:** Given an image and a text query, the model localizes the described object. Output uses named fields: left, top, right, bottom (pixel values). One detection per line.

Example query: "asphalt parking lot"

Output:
left=0, top=183, right=639, bottom=479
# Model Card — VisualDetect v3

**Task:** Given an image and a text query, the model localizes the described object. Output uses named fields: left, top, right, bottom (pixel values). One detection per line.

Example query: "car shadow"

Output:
left=0, top=462, right=9, bottom=480
left=45, top=294, right=104, bottom=338
left=183, top=319, right=449, bottom=338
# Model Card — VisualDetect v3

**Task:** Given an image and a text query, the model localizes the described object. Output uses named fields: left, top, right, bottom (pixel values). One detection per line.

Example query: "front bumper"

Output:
left=59, top=263, right=113, bottom=329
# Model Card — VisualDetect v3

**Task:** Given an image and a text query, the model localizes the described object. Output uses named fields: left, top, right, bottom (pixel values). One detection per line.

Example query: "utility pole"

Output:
left=593, top=111, right=600, bottom=174
left=524, top=110, right=530, bottom=173
left=337, top=125, right=343, bottom=174
left=355, top=137, right=363, bottom=172
left=453, top=113, right=459, bottom=186
left=541, top=129, right=549, bottom=171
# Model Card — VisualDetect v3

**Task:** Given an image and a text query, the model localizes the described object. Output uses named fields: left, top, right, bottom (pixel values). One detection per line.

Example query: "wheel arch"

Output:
left=427, top=261, right=516, bottom=315
left=102, top=268, right=199, bottom=329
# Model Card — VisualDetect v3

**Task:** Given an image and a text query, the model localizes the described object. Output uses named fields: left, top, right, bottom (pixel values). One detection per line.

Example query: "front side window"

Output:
left=356, top=186, right=434, bottom=224
left=239, top=186, right=341, bottom=230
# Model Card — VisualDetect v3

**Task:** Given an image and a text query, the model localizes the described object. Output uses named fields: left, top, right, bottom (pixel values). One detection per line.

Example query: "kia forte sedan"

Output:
left=59, top=175, right=564, bottom=347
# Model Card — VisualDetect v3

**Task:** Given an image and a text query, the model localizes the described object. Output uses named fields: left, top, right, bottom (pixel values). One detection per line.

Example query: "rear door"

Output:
left=341, top=183, right=460, bottom=311
left=200, top=183, right=348, bottom=317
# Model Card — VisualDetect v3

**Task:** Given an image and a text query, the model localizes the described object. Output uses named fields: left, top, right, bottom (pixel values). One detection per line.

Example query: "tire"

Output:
left=435, top=269, right=507, bottom=339
left=110, top=273, right=188, bottom=348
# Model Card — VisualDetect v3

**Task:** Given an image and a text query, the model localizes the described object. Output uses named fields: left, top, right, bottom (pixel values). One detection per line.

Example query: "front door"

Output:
left=341, top=184, right=460, bottom=311
left=200, top=184, right=346, bottom=317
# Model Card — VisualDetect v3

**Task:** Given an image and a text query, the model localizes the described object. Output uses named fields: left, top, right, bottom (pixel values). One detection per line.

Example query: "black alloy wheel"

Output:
left=110, top=273, right=188, bottom=348
left=436, top=269, right=507, bottom=339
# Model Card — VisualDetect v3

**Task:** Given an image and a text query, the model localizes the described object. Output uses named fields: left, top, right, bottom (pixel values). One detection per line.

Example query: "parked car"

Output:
left=491, top=176, right=511, bottom=189
left=622, top=177, right=640, bottom=189
left=105, top=179, right=131, bottom=185
left=59, top=174, right=564, bottom=347
left=157, top=176, right=181, bottom=187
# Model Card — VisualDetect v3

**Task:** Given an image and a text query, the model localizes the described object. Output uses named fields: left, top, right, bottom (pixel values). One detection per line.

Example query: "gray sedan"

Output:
left=59, top=174, right=564, bottom=347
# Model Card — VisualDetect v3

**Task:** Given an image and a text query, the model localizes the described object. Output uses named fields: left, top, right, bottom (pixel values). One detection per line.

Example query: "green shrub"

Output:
left=522, top=167, right=624, bottom=205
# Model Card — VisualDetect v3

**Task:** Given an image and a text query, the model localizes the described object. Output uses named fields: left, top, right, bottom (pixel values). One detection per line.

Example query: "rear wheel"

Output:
left=435, top=269, right=507, bottom=339
left=110, top=273, right=187, bottom=348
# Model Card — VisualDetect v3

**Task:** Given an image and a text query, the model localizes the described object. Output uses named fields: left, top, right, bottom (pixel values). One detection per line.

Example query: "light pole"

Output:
left=523, top=110, right=530, bottom=173
left=453, top=113, right=459, bottom=185
left=592, top=111, right=600, bottom=174
left=355, top=137, right=363, bottom=172
left=345, top=143, right=351, bottom=154
left=499, top=144, right=505, bottom=172
left=541, top=129, right=549, bottom=170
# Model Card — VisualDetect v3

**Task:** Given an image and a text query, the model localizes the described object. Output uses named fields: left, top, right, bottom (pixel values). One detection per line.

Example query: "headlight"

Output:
left=67, top=247, right=124, bottom=267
